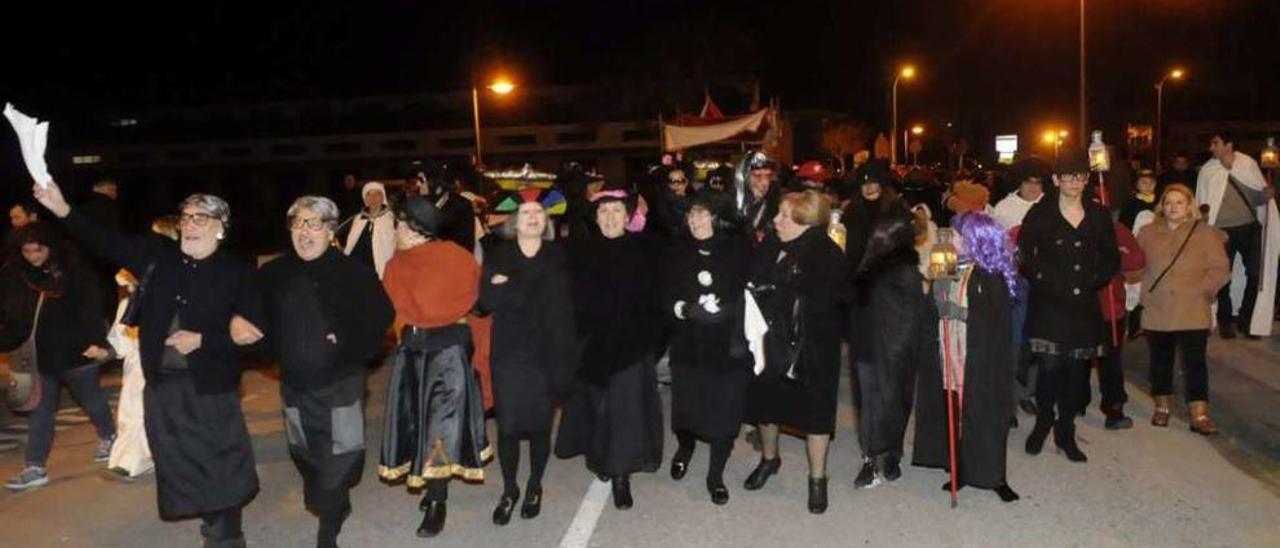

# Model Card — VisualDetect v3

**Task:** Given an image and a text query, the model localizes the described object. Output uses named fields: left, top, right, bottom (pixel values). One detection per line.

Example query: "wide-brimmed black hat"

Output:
left=398, top=196, right=446, bottom=236
left=1054, top=149, right=1091, bottom=175
left=857, top=158, right=892, bottom=186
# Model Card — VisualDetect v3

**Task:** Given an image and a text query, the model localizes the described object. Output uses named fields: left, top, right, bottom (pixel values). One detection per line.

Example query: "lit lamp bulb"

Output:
left=1261, top=137, right=1280, bottom=170
left=1088, top=130, right=1111, bottom=173
left=928, top=228, right=959, bottom=280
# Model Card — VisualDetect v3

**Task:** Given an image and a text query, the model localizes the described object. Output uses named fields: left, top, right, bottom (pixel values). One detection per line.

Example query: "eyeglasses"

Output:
left=668, top=178, right=688, bottom=185
left=178, top=213, right=218, bottom=227
left=289, top=217, right=330, bottom=231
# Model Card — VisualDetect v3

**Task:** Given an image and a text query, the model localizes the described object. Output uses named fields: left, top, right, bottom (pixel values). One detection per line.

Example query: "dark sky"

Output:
left=2, top=0, right=1277, bottom=148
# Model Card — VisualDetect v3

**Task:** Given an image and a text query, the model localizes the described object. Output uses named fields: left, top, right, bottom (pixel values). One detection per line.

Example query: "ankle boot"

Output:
left=1103, top=404, right=1134, bottom=430
left=1024, top=413, right=1053, bottom=455
left=807, top=477, right=828, bottom=514
left=1151, top=395, right=1172, bottom=427
left=1054, top=429, right=1087, bottom=463
left=743, top=457, right=780, bottom=491
left=416, top=501, right=447, bottom=538
left=611, top=475, right=633, bottom=510
left=1188, top=401, right=1219, bottom=435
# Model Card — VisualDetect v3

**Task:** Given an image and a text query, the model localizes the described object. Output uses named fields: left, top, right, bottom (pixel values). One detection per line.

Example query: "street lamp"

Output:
left=1154, top=68, right=1186, bottom=171
left=891, top=64, right=917, bottom=166
left=908, top=124, right=925, bottom=166
left=1043, top=128, right=1068, bottom=159
left=472, top=77, right=517, bottom=168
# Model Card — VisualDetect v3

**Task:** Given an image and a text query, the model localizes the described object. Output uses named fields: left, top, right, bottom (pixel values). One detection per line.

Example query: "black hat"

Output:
left=1008, top=156, right=1052, bottom=184
left=857, top=158, right=892, bottom=186
left=398, top=196, right=445, bottom=236
left=746, top=151, right=776, bottom=171
left=1054, top=149, right=1091, bottom=175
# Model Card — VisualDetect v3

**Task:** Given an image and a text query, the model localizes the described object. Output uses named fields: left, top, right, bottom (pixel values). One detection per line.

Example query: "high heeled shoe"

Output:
left=491, top=490, right=518, bottom=526
left=742, top=457, right=780, bottom=491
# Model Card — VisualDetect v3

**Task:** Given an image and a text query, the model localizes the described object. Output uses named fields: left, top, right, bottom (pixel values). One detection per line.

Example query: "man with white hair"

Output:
left=254, top=196, right=394, bottom=548
left=343, top=181, right=396, bottom=278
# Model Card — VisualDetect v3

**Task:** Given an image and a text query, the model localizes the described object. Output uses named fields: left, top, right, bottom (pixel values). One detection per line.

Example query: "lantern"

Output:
left=1261, top=137, right=1280, bottom=170
left=1088, top=130, right=1110, bottom=173
left=928, top=228, right=959, bottom=280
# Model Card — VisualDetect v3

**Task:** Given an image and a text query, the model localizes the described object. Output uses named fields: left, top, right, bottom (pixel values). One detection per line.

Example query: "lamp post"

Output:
left=1079, top=0, right=1087, bottom=141
left=1155, top=68, right=1185, bottom=171
left=891, top=65, right=916, bottom=166
left=472, top=78, right=516, bottom=168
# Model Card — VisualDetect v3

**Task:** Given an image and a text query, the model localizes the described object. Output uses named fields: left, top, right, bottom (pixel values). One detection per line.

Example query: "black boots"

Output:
left=807, top=477, right=828, bottom=514
left=491, top=490, right=518, bottom=526
left=881, top=455, right=902, bottom=482
left=1103, top=405, right=1134, bottom=430
left=743, top=457, right=781, bottom=491
left=416, top=501, right=447, bottom=538
left=1024, top=413, right=1053, bottom=455
left=1055, top=432, right=1088, bottom=463
left=611, top=475, right=633, bottom=510
left=520, top=488, right=542, bottom=519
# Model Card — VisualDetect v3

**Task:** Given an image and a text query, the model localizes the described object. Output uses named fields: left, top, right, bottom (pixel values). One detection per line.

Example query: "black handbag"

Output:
left=121, top=261, right=156, bottom=327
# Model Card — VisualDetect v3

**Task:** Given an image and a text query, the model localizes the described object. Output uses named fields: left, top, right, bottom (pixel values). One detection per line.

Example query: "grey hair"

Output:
left=179, top=193, right=231, bottom=224
left=498, top=205, right=556, bottom=241
left=287, top=196, right=340, bottom=227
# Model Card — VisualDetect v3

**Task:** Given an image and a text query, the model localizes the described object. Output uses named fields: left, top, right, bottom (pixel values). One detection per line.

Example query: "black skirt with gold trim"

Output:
left=378, top=325, right=491, bottom=488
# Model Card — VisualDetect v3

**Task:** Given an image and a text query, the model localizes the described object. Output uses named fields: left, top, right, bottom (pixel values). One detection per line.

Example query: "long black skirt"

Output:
left=555, top=356, right=663, bottom=476
left=670, top=363, right=750, bottom=440
left=281, top=373, right=366, bottom=514
left=378, top=326, right=491, bottom=488
left=144, top=371, right=258, bottom=520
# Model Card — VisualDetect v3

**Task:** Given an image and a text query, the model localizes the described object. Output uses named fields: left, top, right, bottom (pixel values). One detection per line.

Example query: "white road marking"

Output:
left=558, top=478, right=612, bottom=548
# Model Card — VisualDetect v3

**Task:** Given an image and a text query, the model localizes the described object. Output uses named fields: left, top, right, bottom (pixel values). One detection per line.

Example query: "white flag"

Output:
left=3, top=103, right=53, bottom=188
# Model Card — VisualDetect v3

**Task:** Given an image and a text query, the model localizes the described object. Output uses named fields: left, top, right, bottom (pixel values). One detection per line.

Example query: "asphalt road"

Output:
left=1, top=340, right=1277, bottom=548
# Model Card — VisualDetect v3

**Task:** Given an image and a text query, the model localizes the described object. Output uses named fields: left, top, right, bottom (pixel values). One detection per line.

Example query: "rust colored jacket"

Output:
left=1137, top=219, right=1230, bottom=332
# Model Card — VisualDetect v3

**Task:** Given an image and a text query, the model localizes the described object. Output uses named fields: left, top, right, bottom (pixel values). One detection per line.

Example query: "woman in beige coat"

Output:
left=1136, top=184, right=1230, bottom=435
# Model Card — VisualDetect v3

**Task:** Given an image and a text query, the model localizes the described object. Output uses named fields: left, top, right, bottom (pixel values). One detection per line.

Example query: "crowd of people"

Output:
left=0, top=129, right=1269, bottom=548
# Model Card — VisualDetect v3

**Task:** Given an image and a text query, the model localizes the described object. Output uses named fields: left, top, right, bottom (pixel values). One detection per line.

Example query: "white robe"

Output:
left=991, top=192, right=1041, bottom=230
left=343, top=210, right=396, bottom=278
left=106, top=298, right=153, bottom=477
left=1195, top=152, right=1279, bottom=336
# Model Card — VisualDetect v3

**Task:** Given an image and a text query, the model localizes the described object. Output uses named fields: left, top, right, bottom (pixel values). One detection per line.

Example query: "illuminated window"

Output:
left=72, top=155, right=102, bottom=165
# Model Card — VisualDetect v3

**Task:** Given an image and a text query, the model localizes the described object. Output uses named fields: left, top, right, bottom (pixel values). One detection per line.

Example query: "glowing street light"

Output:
left=472, top=77, right=518, bottom=167
left=1155, top=67, right=1186, bottom=171
left=1043, top=128, right=1069, bottom=158
left=911, top=124, right=925, bottom=135
left=891, top=64, right=918, bottom=166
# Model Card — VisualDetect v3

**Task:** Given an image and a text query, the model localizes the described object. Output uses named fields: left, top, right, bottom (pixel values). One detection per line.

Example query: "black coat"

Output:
left=1018, top=199, right=1119, bottom=354
left=567, top=232, right=660, bottom=385
left=0, top=261, right=106, bottom=374
left=664, top=233, right=753, bottom=439
left=1118, top=195, right=1156, bottom=230
left=744, top=228, right=846, bottom=435
left=59, top=209, right=264, bottom=394
left=257, top=247, right=393, bottom=390
left=479, top=239, right=578, bottom=435
left=913, top=265, right=1014, bottom=489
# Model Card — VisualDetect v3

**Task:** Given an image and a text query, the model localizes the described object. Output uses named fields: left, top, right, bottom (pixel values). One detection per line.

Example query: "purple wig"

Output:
left=952, top=211, right=1019, bottom=296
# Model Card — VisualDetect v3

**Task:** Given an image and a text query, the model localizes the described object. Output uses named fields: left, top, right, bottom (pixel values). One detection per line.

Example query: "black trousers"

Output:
left=200, top=506, right=244, bottom=548
left=1085, top=319, right=1129, bottom=412
left=1034, top=354, right=1090, bottom=443
left=1146, top=330, right=1210, bottom=403
left=1216, top=222, right=1261, bottom=327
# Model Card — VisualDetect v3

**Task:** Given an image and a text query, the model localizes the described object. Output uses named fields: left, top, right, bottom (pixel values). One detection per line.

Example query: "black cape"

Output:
left=913, top=265, right=1015, bottom=489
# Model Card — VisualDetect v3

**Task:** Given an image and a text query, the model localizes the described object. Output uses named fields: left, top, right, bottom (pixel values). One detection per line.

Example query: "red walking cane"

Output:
left=941, top=322, right=959, bottom=508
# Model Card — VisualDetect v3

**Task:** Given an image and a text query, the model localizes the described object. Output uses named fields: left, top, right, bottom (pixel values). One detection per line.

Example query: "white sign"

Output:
left=995, top=134, right=1018, bottom=154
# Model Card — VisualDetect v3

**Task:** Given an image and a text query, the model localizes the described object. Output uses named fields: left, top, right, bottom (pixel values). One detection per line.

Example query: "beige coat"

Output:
left=1137, top=219, right=1230, bottom=331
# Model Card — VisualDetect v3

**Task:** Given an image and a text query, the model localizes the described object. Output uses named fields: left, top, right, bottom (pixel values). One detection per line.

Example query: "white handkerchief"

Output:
left=3, top=103, right=53, bottom=188
left=743, top=289, right=769, bottom=375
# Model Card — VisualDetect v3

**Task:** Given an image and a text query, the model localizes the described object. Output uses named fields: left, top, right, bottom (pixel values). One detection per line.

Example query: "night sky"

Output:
left=2, top=0, right=1278, bottom=150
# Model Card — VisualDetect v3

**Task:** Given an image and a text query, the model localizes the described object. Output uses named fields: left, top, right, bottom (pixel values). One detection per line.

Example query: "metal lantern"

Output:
left=1261, top=137, right=1280, bottom=170
left=1088, top=130, right=1111, bottom=173
left=928, top=227, right=959, bottom=280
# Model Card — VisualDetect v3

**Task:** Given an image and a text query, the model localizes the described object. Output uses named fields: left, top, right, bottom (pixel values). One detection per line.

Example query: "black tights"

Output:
left=200, top=506, right=244, bottom=547
left=498, top=430, right=552, bottom=496
left=675, top=430, right=733, bottom=487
